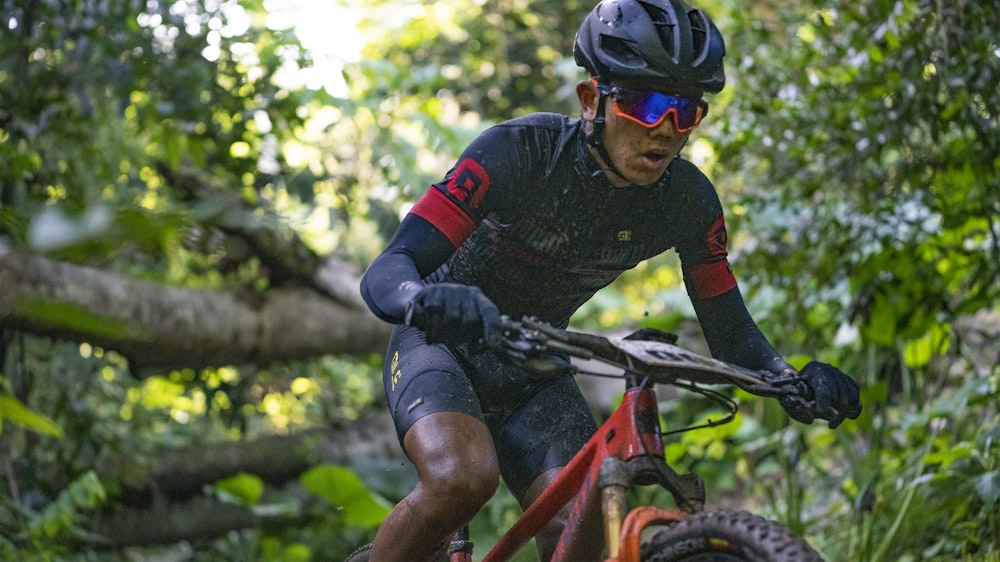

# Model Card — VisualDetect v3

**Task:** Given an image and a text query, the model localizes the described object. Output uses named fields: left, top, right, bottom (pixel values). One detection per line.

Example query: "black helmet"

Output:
left=574, top=0, right=726, bottom=94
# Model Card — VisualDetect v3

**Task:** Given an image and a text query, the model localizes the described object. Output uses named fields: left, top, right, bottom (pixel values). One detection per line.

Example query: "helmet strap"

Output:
left=585, top=91, right=633, bottom=185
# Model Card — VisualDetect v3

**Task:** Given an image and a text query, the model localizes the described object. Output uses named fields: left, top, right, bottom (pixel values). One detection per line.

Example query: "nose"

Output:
left=650, top=115, right=683, bottom=138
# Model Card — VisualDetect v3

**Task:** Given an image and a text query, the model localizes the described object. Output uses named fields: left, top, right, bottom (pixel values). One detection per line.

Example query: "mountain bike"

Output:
left=347, top=315, right=828, bottom=561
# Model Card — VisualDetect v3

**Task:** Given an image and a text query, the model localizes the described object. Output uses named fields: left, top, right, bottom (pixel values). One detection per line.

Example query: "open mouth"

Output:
left=641, top=149, right=670, bottom=168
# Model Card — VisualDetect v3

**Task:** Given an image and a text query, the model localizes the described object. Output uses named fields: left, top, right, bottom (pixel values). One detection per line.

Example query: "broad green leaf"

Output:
left=921, top=444, right=973, bottom=469
left=902, top=323, right=951, bottom=368
left=215, top=472, right=265, bottom=506
left=13, top=298, right=140, bottom=341
left=973, top=470, right=1000, bottom=506
left=864, top=293, right=898, bottom=347
left=0, top=395, right=64, bottom=438
left=300, top=464, right=390, bottom=528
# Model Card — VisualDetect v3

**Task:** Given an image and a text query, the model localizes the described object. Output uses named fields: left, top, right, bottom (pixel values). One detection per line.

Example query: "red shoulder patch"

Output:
left=446, top=158, right=490, bottom=210
left=707, top=216, right=728, bottom=257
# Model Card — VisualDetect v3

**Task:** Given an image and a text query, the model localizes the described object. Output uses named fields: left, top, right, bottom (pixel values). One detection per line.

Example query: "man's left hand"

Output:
left=781, top=361, right=862, bottom=428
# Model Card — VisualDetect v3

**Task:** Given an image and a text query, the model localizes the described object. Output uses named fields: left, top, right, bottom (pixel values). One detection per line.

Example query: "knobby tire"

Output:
left=640, top=510, right=825, bottom=562
left=344, top=511, right=823, bottom=562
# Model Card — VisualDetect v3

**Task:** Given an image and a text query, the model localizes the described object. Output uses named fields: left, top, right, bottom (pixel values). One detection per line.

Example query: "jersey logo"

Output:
left=446, top=158, right=490, bottom=210
left=617, top=230, right=632, bottom=242
left=707, top=217, right=728, bottom=257
left=390, top=351, right=404, bottom=391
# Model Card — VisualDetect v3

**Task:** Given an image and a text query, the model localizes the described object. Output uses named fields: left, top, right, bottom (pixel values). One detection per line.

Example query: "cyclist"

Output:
left=357, top=0, right=862, bottom=559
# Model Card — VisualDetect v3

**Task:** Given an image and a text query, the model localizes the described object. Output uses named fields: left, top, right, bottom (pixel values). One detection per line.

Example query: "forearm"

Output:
left=360, top=252, right=424, bottom=324
left=360, top=214, right=457, bottom=324
left=692, top=287, right=792, bottom=374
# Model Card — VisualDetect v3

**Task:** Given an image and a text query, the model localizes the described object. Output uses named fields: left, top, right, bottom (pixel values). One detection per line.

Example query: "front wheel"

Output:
left=641, top=510, right=824, bottom=561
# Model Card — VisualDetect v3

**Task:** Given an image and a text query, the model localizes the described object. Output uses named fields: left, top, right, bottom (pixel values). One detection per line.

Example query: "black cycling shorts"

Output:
left=383, top=324, right=598, bottom=500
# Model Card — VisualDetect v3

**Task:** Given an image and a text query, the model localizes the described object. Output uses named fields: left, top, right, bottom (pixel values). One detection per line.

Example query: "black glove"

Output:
left=781, top=361, right=862, bottom=429
left=406, top=283, right=501, bottom=347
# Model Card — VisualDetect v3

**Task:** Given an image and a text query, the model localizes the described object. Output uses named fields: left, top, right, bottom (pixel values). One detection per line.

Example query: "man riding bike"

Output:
left=357, top=0, right=862, bottom=559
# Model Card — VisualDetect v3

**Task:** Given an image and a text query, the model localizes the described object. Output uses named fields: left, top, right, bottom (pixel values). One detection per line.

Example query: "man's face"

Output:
left=577, top=80, right=698, bottom=187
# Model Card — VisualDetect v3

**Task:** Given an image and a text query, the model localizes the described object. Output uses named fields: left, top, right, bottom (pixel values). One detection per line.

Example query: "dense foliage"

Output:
left=715, top=4, right=999, bottom=558
left=1, top=0, right=997, bottom=561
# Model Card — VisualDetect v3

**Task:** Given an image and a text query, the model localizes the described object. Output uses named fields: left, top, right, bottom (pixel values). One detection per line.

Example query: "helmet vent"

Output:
left=639, top=2, right=678, bottom=57
left=599, top=35, right=647, bottom=68
left=688, top=11, right=708, bottom=61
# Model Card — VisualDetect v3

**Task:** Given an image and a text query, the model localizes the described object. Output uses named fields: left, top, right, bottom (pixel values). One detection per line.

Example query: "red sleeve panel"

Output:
left=686, top=216, right=738, bottom=299
left=410, top=158, right=491, bottom=248
left=687, top=259, right=738, bottom=299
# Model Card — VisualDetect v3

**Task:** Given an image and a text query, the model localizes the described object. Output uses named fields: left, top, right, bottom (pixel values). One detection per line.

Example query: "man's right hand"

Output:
left=406, top=283, right=502, bottom=347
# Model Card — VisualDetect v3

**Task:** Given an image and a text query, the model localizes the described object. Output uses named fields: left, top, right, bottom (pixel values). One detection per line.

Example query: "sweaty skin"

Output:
left=368, top=412, right=498, bottom=561
left=578, top=81, right=690, bottom=187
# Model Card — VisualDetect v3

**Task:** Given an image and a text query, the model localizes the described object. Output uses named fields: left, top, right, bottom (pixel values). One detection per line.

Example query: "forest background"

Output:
left=0, top=0, right=997, bottom=560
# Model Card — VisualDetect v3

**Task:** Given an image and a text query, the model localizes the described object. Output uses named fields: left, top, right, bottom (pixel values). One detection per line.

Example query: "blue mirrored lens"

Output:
left=616, top=89, right=704, bottom=129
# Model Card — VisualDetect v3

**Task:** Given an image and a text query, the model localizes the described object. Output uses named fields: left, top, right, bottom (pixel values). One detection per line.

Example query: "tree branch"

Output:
left=158, top=162, right=371, bottom=309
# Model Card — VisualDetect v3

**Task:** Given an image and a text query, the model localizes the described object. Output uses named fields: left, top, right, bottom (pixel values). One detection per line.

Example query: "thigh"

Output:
left=383, top=324, right=484, bottom=445
left=492, top=374, right=598, bottom=501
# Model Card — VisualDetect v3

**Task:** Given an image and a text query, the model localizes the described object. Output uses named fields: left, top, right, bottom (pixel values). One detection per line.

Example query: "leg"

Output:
left=485, top=374, right=600, bottom=561
left=370, top=411, right=499, bottom=562
left=371, top=326, right=497, bottom=562
left=521, top=467, right=604, bottom=562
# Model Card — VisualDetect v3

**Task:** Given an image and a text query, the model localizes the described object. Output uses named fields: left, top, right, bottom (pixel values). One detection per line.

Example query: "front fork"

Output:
left=598, top=456, right=706, bottom=561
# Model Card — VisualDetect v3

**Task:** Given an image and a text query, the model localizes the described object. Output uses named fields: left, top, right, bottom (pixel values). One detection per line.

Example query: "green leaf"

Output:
left=300, top=464, right=391, bottom=528
left=0, top=395, right=64, bottom=438
left=12, top=298, right=140, bottom=341
left=864, top=293, right=898, bottom=347
left=29, top=471, right=106, bottom=542
left=214, top=472, right=265, bottom=506
left=921, top=443, right=973, bottom=469
left=973, top=470, right=1000, bottom=505
left=902, top=323, right=951, bottom=368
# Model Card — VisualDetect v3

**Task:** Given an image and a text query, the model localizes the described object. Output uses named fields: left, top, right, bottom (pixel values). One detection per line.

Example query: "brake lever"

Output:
left=764, top=371, right=812, bottom=397
left=495, top=316, right=581, bottom=377
left=497, top=339, right=577, bottom=377
left=770, top=373, right=846, bottom=427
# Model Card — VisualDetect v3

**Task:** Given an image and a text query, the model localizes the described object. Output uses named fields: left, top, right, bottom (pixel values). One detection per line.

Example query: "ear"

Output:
left=576, top=80, right=599, bottom=121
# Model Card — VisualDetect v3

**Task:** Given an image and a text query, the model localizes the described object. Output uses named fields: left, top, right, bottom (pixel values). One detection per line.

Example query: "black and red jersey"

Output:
left=411, top=112, right=734, bottom=325
left=361, top=112, right=788, bottom=373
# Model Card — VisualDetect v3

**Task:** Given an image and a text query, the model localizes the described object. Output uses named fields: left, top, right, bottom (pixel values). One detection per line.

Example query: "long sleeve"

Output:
left=690, top=286, right=792, bottom=374
left=359, top=214, right=457, bottom=324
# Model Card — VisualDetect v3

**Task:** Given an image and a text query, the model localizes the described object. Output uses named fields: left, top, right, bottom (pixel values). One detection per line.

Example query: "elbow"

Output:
left=359, top=273, right=397, bottom=324
left=359, top=266, right=422, bottom=324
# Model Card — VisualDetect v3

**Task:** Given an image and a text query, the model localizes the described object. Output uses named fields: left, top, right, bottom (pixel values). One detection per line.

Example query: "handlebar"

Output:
left=495, top=316, right=815, bottom=407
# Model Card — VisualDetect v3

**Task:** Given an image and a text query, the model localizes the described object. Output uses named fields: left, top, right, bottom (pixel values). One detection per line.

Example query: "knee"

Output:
left=403, top=412, right=500, bottom=523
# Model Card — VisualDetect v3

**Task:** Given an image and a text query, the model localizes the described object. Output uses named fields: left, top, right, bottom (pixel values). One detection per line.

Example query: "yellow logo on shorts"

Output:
left=390, top=351, right=404, bottom=391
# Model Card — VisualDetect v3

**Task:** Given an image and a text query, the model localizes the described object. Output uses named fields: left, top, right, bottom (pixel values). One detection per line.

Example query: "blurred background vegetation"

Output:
left=0, top=0, right=997, bottom=560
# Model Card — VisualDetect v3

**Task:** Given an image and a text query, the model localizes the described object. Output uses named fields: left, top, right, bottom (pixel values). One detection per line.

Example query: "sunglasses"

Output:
left=593, top=79, right=708, bottom=132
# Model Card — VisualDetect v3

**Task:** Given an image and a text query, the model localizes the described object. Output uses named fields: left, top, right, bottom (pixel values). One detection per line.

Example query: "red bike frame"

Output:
left=471, top=384, right=692, bottom=562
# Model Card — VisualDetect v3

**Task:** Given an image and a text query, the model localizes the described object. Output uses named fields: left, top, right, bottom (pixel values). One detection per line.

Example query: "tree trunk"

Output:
left=115, top=411, right=403, bottom=507
left=93, top=492, right=319, bottom=548
left=0, top=252, right=391, bottom=375
left=85, top=410, right=406, bottom=547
